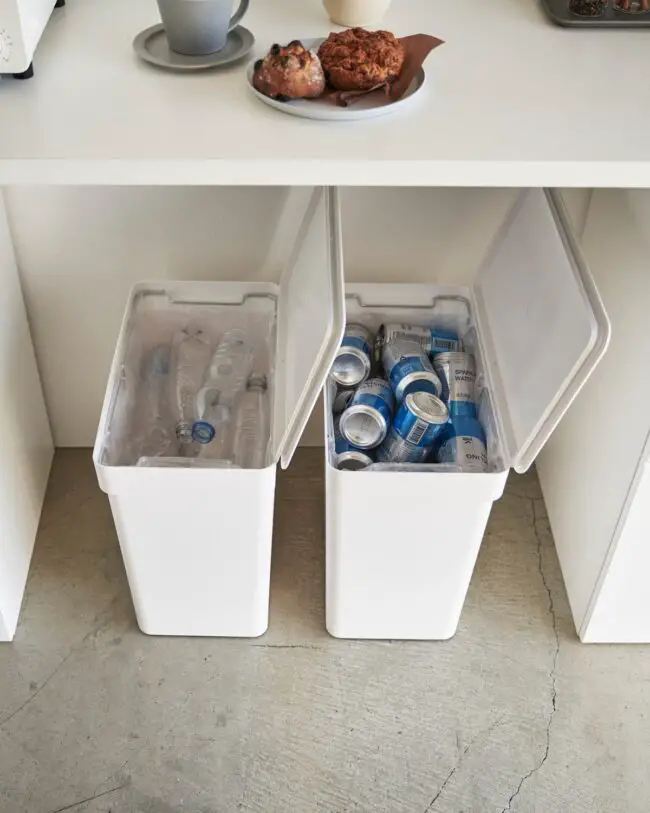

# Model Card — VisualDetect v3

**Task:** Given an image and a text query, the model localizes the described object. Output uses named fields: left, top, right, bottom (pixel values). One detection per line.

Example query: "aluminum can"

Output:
left=393, top=391, right=449, bottom=447
left=330, top=324, right=373, bottom=388
left=433, top=352, right=478, bottom=418
left=377, top=323, right=462, bottom=358
left=333, top=417, right=374, bottom=471
left=436, top=416, right=488, bottom=472
left=339, top=378, right=394, bottom=449
left=376, top=426, right=432, bottom=464
left=382, top=339, right=442, bottom=402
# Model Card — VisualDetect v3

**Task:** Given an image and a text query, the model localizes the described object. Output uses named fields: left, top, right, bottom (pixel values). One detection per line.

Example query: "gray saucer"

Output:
left=133, top=24, right=255, bottom=71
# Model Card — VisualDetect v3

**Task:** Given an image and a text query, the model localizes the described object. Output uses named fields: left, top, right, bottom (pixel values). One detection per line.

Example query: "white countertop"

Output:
left=0, top=0, right=648, bottom=187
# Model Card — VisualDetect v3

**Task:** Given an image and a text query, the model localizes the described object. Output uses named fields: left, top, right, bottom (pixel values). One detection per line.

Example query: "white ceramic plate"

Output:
left=246, top=37, right=425, bottom=121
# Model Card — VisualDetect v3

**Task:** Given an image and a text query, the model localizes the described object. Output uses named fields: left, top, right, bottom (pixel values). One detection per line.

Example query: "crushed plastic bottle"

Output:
left=233, top=374, right=269, bottom=469
left=191, top=329, right=253, bottom=454
left=169, top=326, right=212, bottom=446
left=134, top=343, right=177, bottom=461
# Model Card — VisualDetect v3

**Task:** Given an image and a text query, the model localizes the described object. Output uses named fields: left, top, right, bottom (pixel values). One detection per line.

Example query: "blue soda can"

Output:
left=393, top=391, right=449, bottom=448
left=339, top=378, right=394, bottom=449
left=376, top=426, right=432, bottom=464
left=333, top=417, right=374, bottom=471
left=436, top=416, right=488, bottom=472
left=331, top=324, right=373, bottom=388
left=382, top=340, right=442, bottom=402
left=433, top=352, right=477, bottom=418
left=380, top=324, right=462, bottom=356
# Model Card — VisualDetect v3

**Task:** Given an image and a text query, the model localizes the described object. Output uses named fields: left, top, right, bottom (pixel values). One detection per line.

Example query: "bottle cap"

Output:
left=248, top=374, right=268, bottom=391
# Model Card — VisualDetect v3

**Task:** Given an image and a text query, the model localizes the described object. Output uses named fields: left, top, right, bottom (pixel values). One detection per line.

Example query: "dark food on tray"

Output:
left=252, top=28, right=407, bottom=101
left=317, top=28, right=405, bottom=91
left=569, top=0, right=606, bottom=13
left=252, top=40, right=326, bottom=101
left=251, top=29, right=444, bottom=109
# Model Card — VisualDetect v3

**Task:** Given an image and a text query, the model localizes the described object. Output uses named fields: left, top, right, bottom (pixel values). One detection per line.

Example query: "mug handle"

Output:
left=229, top=0, right=249, bottom=30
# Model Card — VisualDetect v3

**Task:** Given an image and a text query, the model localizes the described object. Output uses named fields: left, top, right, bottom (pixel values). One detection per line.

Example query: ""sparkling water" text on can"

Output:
left=433, top=352, right=477, bottom=418
left=339, top=378, right=394, bottom=449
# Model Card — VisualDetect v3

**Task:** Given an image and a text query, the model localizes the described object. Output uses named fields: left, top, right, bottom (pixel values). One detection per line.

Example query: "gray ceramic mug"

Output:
left=157, top=0, right=250, bottom=56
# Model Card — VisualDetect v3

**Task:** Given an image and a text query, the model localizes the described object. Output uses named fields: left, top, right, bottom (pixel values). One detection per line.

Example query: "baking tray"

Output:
left=541, top=0, right=650, bottom=26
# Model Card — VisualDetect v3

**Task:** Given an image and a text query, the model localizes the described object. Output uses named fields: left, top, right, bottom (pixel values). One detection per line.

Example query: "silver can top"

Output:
left=339, top=404, right=388, bottom=448
left=331, top=346, right=370, bottom=387
left=404, top=391, right=449, bottom=425
left=337, top=451, right=373, bottom=471
left=434, top=351, right=473, bottom=366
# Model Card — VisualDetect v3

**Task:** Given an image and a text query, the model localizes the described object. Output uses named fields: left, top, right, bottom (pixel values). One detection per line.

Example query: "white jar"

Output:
left=322, top=0, right=393, bottom=27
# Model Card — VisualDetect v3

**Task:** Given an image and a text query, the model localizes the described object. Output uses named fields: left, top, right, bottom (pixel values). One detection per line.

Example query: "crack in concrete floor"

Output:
left=1, top=450, right=650, bottom=813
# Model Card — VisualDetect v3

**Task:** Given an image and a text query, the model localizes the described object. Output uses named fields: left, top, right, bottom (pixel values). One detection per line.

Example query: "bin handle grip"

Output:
left=345, top=293, right=472, bottom=333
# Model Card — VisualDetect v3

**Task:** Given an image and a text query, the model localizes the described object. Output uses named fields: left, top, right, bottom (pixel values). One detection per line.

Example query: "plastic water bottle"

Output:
left=169, top=326, right=212, bottom=446
left=192, top=329, right=253, bottom=451
left=134, top=344, right=176, bottom=461
left=233, top=374, right=269, bottom=469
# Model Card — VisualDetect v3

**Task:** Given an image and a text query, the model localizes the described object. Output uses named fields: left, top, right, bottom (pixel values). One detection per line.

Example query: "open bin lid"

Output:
left=473, top=189, right=611, bottom=474
left=272, top=188, right=345, bottom=469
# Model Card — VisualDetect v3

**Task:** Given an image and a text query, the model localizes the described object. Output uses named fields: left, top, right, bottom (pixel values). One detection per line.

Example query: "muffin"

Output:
left=253, top=41, right=326, bottom=101
left=317, top=28, right=405, bottom=91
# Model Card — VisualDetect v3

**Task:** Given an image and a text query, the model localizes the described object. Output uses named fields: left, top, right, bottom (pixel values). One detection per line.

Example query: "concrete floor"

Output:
left=1, top=450, right=649, bottom=813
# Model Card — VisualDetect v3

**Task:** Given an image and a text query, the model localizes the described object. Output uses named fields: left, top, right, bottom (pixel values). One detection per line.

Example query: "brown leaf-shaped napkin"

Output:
left=330, top=34, right=444, bottom=108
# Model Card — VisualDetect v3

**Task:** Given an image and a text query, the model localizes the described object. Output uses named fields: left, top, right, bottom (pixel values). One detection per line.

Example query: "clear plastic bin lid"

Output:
left=272, top=188, right=346, bottom=469
left=473, top=189, right=611, bottom=474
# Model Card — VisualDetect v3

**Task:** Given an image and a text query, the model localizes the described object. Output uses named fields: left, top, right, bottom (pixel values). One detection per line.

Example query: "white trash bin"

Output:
left=94, top=188, right=344, bottom=637
left=325, top=189, right=611, bottom=640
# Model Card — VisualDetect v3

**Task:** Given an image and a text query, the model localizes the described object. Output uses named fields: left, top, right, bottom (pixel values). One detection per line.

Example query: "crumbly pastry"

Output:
left=317, top=28, right=405, bottom=91
left=253, top=41, right=326, bottom=101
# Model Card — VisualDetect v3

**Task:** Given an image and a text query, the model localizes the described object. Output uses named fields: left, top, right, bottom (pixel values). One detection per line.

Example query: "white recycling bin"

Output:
left=94, top=188, right=345, bottom=637
left=325, top=189, right=611, bottom=640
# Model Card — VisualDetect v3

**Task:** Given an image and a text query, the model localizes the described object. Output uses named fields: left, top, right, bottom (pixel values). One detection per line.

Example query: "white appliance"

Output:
left=0, top=0, right=64, bottom=78
left=537, top=189, right=650, bottom=643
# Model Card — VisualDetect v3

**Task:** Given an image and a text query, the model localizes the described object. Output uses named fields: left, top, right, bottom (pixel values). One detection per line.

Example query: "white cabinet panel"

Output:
left=585, top=455, right=650, bottom=643
left=0, top=192, right=53, bottom=641
left=537, top=189, right=650, bottom=642
left=341, top=187, right=517, bottom=285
